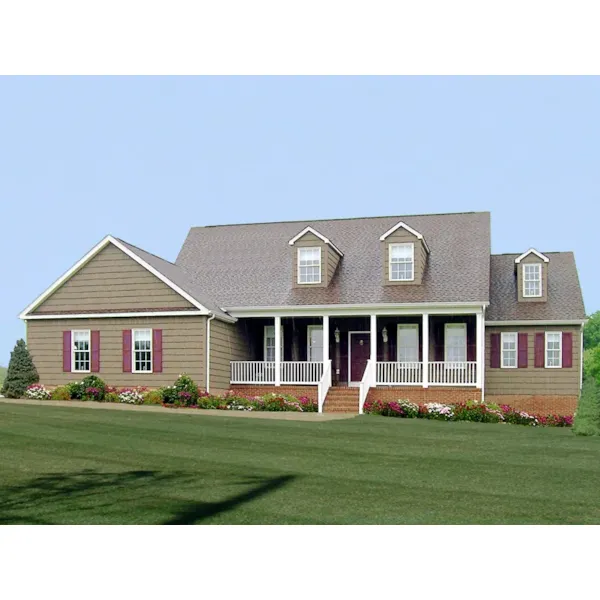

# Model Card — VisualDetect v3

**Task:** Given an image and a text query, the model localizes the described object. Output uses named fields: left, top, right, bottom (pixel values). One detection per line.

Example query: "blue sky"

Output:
left=0, top=76, right=598, bottom=365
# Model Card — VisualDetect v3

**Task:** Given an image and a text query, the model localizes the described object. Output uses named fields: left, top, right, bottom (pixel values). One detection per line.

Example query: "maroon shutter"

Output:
left=534, top=333, right=545, bottom=368
left=63, top=331, right=71, bottom=372
left=123, top=330, right=132, bottom=373
left=153, top=329, right=163, bottom=373
left=91, top=331, right=100, bottom=372
left=518, top=333, right=528, bottom=368
left=562, top=332, right=573, bottom=368
left=490, top=333, right=500, bottom=368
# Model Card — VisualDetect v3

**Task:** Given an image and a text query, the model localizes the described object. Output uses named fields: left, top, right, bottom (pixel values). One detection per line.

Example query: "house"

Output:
left=20, top=211, right=586, bottom=414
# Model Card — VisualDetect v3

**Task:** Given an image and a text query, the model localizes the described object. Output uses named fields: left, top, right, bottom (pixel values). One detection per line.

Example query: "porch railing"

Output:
left=359, top=359, right=376, bottom=414
left=429, top=361, right=477, bottom=385
left=317, top=360, right=332, bottom=413
left=280, top=361, right=323, bottom=384
left=230, top=361, right=276, bottom=384
left=376, top=361, right=423, bottom=385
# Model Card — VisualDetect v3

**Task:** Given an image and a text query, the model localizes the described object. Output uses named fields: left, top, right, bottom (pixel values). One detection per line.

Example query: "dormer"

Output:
left=288, top=226, right=343, bottom=288
left=515, top=248, right=549, bottom=303
left=380, top=221, right=430, bottom=285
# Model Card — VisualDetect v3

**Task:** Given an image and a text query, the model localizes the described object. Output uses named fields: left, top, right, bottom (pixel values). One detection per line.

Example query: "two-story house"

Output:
left=20, top=211, right=586, bottom=414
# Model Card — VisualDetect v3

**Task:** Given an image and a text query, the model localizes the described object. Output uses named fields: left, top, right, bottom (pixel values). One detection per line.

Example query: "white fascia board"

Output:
left=485, top=319, right=586, bottom=326
left=23, top=311, right=209, bottom=320
left=514, top=248, right=550, bottom=264
left=379, top=221, right=430, bottom=252
left=288, top=226, right=344, bottom=257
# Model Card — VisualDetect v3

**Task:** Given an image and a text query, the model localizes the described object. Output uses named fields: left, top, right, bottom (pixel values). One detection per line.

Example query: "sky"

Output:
left=0, top=76, right=598, bottom=365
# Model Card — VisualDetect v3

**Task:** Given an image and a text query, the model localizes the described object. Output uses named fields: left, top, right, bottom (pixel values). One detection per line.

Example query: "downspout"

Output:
left=481, top=304, right=486, bottom=404
left=580, top=322, right=584, bottom=391
left=206, top=313, right=216, bottom=393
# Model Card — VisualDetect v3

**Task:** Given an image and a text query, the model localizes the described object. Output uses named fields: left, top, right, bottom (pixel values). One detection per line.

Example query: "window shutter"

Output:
left=63, top=331, right=71, bottom=372
left=562, top=332, right=573, bottom=368
left=153, top=329, right=163, bottom=373
left=490, top=333, right=500, bottom=368
left=518, top=333, right=528, bottom=368
left=123, top=330, right=132, bottom=373
left=534, top=333, right=545, bottom=368
left=91, top=331, right=100, bottom=372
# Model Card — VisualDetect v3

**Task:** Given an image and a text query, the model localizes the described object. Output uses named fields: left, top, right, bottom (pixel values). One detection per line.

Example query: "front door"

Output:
left=349, top=332, right=370, bottom=385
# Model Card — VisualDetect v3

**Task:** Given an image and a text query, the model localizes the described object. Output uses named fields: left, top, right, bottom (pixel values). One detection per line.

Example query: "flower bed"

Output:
left=364, top=398, right=573, bottom=427
left=25, top=384, right=51, bottom=400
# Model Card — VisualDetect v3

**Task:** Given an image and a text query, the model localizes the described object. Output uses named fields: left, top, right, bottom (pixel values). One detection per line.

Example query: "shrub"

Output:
left=453, top=400, right=503, bottom=423
left=80, top=375, right=106, bottom=401
left=51, top=386, right=71, bottom=401
left=499, top=405, right=539, bottom=426
left=421, top=403, right=454, bottom=420
left=573, top=378, right=600, bottom=436
left=1, top=339, right=39, bottom=398
left=83, top=387, right=102, bottom=401
left=160, top=374, right=199, bottom=406
left=25, top=384, right=51, bottom=400
left=298, top=396, right=318, bottom=413
left=104, top=392, right=120, bottom=403
left=143, top=390, right=163, bottom=405
left=67, top=381, right=86, bottom=400
left=118, top=387, right=146, bottom=404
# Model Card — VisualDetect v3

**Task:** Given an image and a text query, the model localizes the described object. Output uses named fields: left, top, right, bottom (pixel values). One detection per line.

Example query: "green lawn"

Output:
left=1, top=403, right=599, bottom=524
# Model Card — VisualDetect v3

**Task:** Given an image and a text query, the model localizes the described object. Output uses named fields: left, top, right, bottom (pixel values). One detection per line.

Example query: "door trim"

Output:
left=348, top=330, right=371, bottom=387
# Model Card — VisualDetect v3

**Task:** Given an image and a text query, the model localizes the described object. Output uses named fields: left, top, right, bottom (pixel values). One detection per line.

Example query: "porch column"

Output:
left=476, top=311, right=484, bottom=389
left=422, top=313, right=429, bottom=388
left=322, top=315, right=329, bottom=366
left=274, top=315, right=281, bottom=386
left=370, top=315, right=377, bottom=363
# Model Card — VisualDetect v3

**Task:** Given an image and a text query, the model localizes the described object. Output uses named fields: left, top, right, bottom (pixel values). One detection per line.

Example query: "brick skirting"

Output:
left=229, top=385, right=318, bottom=401
left=485, top=395, right=578, bottom=415
left=367, top=386, right=482, bottom=405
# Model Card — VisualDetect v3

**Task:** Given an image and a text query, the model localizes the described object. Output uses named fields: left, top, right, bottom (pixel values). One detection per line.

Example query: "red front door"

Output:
left=350, top=333, right=370, bottom=383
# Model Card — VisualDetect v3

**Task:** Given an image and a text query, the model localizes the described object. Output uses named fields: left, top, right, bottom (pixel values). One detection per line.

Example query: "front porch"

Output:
left=229, top=312, right=485, bottom=412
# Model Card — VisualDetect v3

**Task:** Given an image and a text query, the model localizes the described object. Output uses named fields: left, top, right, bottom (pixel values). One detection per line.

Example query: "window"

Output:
left=501, top=332, right=517, bottom=368
left=545, top=332, right=562, bottom=368
left=133, top=329, right=152, bottom=373
left=307, top=326, right=324, bottom=362
left=298, top=247, right=321, bottom=284
left=397, top=324, right=419, bottom=362
left=523, top=263, right=542, bottom=297
left=72, top=330, right=90, bottom=372
left=389, top=243, right=414, bottom=281
left=264, top=326, right=284, bottom=362
left=445, top=324, right=467, bottom=363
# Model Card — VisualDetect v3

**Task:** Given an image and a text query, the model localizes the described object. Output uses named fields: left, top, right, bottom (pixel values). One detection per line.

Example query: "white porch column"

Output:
left=322, top=315, right=329, bottom=366
left=476, top=311, right=484, bottom=390
left=274, top=315, right=281, bottom=386
left=370, top=314, right=377, bottom=362
left=422, top=313, right=429, bottom=388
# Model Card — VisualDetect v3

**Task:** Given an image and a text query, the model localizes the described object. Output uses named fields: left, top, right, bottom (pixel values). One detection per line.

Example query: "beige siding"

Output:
left=327, top=246, right=340, bottom=283
left=33, top=244, right=195, bottom=313
left=28, top=315, right=206, bottom=388
left=382, top=229, right=427, bottom=285
left=485, top=325, right=580, bottom=395
left=209, top=319, right=251, bottom=394
left=517, top=254, right=548, bottom=303
left=291, top=231, right=341, bottom=288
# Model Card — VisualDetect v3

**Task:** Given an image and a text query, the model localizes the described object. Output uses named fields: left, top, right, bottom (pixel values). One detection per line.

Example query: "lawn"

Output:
left=1, top=403, right=599, bottom=524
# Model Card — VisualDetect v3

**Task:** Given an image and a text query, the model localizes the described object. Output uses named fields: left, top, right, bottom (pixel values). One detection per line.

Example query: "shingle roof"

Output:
left=175, top=212, right=491, bottom=308
left=487, top=253, right=586, bottom=321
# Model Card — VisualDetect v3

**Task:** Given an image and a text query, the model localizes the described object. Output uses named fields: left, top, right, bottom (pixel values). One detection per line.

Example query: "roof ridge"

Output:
left=492, top=251, right=574, bottom=257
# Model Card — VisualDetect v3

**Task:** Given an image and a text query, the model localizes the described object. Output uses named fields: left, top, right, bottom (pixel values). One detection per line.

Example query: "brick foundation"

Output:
left=485, top=395, right=578, bottom=415
left=229, top=385, right=318, bottom=401
left=367, top=386, right=482, bottom=405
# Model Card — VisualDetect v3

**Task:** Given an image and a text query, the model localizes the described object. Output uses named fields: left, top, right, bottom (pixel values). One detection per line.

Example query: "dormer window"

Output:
left=389, top=243, right=414, bottom=281
left=523, top=263, right=542, bottom=297
left=298, top=247, right=321, bottom=284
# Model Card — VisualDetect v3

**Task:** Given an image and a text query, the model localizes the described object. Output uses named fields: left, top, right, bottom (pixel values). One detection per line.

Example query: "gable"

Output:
left=32, top=243, right=196, bottom=314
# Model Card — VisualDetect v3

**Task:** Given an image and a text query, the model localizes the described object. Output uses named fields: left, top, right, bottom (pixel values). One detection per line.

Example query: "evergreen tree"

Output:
left=573, top=378, right=600, bottom=437
left=1, top=339, right=39, bottom=398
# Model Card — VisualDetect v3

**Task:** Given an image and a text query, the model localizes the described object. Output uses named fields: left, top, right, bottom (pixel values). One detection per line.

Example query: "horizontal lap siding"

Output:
left=209, top=319, right=251, bottom=394
left=28, top=316, right=206, bottom=387
left=33, top=244, right=195, bottom=313
left=485, top=325, right=580, bottom=395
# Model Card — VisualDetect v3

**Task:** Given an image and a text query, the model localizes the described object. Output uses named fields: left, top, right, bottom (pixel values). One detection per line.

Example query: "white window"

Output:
left=545, top=332, right=562, bottom=368
left=523, top=263, right=542, bottom=297
left=445, top=324, right=467, bottom=363
left=72, top=330, right=90, bottom=373
left=307, top=326, right=324, bottom=362
left=264, top=326, right=284, bottom=362
left=397, top=324, right=419, bottom=362
left=389, top=243, right=414, bottom=281
left=501, top=332, right=517, bottom=368
left=298, top=247, right=321, bottom=284
left=133, top=329, right=152, bottom=373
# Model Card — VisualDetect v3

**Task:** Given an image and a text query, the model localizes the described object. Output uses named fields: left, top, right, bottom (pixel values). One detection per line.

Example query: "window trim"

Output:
left=132, top=328, right=153, bottom=374
left=307, top=325, right=324, bottom=362
left=444, top=323, right=467, bottom=363
left=388, top=242, right=415, bottom=282
left=545, top=331, right=562, bottom=369
left=501, top=332, right=518, bottom=369
left=71, top=329, right=91, bottom=373
left=297, top=246, right=322, bottom=285
left=523, top=263, right=543, bottom=298
left=396, top=324, right=419, bottom=362
left=264, top=325, right=284, bottom=362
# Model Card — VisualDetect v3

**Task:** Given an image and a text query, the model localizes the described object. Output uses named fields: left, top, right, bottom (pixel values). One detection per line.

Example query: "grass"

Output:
left=1, top=403, right=599, bottom=524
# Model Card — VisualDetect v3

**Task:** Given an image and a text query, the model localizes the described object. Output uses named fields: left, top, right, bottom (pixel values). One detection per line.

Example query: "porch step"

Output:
left=323, top=388, right=359, bottom=413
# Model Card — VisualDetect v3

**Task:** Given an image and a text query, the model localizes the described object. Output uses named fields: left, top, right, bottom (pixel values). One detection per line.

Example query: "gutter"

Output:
left=205, top=313, right=216, bottom=393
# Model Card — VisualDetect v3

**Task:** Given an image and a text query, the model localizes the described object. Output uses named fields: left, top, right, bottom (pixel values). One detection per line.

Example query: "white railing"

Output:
left=231, top=361, right=275, bottom=384
left=317, top=360, right=332, bottom=413
left=376, top=361, right=423, bottom=385
left=428, top=361, right=477, bottom=385
left=280, top=361, right=323, bottom=384
left=359, top=359, right=376, bottom=414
